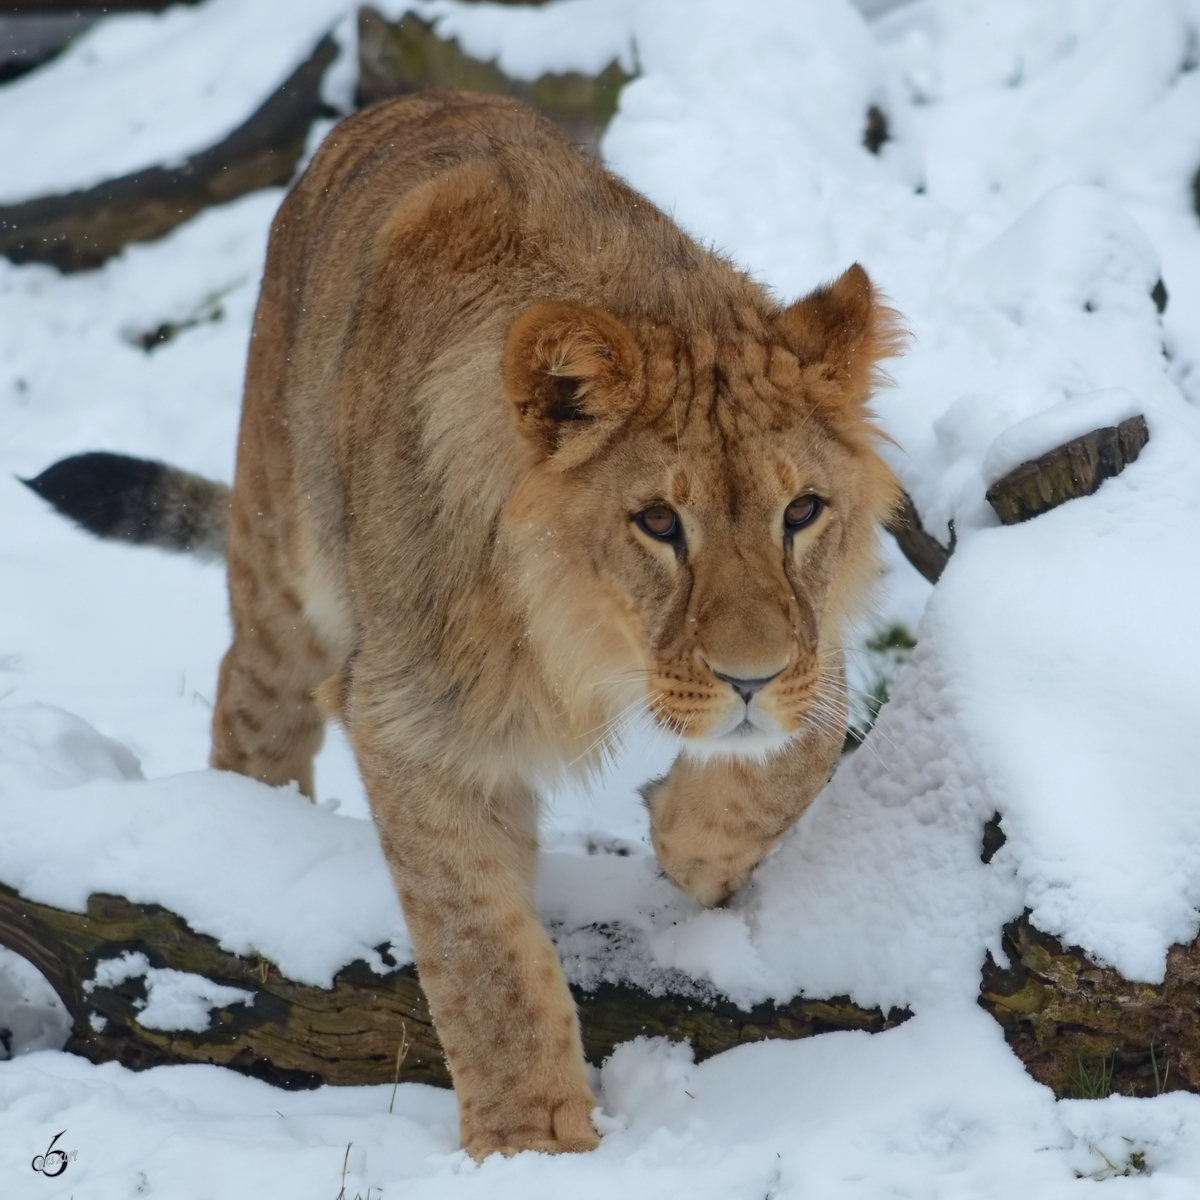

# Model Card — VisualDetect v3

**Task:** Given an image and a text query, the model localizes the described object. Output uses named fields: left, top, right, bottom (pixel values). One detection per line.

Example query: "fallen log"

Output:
left=356, top=6, right=631, bottom=155
left=0, top=32, right=338, bottom=272
left=5, top=871, right=1196, bottom=1101
left=0, top=883, right=908, bottom=1088
left=887, top=415, right=1149, bottom=582
left=975, top=818, right=1198, bottom=1099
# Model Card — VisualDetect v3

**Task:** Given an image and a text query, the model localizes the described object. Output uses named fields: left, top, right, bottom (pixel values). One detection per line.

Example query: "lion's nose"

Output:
left=710, top=668, right=784, bottom=704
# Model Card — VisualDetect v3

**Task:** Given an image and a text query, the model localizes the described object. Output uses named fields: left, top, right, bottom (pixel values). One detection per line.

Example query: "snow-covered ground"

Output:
left=3, top=0, right=1200, bottom=1195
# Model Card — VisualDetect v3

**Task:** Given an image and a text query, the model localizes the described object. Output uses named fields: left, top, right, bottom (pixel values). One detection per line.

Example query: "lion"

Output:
left=27, top=91, right=902, bottom=1158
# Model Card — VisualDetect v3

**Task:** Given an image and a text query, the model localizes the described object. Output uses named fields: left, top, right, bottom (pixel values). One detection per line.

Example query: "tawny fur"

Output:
left=213, top=91, right=902, bottom=1159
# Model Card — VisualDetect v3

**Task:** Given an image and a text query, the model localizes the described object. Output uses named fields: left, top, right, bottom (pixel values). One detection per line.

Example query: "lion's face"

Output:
left=503, top=266, right=901, bottom=762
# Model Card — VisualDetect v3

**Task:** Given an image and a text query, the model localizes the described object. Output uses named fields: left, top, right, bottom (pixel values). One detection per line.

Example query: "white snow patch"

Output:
left=87, top=950, right=254, bottom=1034
left=0, top=947, right=71, bottom=1058
left=981, top=387, right=1145, bottom=486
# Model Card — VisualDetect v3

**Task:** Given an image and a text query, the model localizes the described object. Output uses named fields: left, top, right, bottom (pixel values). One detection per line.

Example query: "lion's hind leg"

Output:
left=211, top=510, right=333, bottom=798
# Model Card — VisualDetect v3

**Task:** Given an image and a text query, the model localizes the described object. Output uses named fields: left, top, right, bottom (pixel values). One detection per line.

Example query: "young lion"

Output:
left=29, top=91, right=902, bottom=1157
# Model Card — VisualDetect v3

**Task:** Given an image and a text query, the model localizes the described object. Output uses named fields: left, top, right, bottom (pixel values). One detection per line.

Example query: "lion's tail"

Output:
left=22, top=452, right=229, bottom=561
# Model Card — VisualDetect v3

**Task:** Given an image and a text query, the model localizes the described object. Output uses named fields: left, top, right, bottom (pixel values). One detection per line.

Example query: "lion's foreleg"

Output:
left=644, top=720, right=844, bottom=906
left=354, top=747, right=598, bottom=1159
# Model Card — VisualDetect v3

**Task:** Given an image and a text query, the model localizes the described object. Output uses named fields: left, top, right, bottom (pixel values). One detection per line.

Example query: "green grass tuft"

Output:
left=1065, top=1053, right=1114, bottom=1099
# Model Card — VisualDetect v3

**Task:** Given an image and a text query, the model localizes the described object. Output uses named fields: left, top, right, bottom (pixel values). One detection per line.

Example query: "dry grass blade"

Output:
left=389, top=1022, right=410, bottom=1115
left=336, top=1141, right=352, bottom=1200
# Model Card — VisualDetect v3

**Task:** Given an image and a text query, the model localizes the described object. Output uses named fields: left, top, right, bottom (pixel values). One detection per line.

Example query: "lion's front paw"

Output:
left=462, top=1094, right=600, bottom=1160
left=644, top=755, right=801, bottom=907
left=657, top=852, right=752, bottom=907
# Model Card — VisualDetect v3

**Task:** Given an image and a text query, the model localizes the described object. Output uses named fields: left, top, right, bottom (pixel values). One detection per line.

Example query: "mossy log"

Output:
left=7, top=879, right=1196, bottom=1100
left=0, top=33, right=337, bottom=272
left=0, top=883, right=907, bottom=1089
left=887, top=416, right=1149, bottom=583
left=356, top=7, right=631, bottom=155
left=980, top=913, right=1200, bottom=1098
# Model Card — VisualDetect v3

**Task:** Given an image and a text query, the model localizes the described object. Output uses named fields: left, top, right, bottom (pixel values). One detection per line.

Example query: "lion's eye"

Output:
left=784, top=495, right=824, bottom=531
left=635, top=505, right=680, bottom=541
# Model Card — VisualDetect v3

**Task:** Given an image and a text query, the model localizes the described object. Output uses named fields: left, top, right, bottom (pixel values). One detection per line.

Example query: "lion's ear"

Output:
left=773, top=264, right=904, bottom=409
left=504, top=301, right=642, bottom=468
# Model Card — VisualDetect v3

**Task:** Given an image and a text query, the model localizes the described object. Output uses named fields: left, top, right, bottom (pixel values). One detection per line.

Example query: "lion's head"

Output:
left=502, top=264, right=902, bottom=765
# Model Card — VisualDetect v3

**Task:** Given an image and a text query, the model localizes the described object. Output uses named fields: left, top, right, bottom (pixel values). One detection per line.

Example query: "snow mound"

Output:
left=0, top=705, right=409, bottom=987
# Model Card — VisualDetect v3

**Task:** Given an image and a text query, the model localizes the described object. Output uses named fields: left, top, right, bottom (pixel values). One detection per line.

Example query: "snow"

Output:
left=941, top=406, right=1200, bottom=982
left=3, top=0, right=1200, bottom=1195
left=979, top=387, right=1143, bottom=488
left=86, top=950, right=255, bottom=1034
left=0, top=705, right=410, bottom=986
left=0, top=948, right=71, bottom=1060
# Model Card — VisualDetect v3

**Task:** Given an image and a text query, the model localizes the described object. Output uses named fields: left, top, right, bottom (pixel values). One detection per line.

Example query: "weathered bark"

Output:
left=985, top=415, right=1149, bottom=526
left=0, top=883, right=908, bottom=1088
left=887, top=416, right=1149, bottom=582
left=356, top=7, right=631, bottom=155
left=0, top=33, right=337, bottom=271
left=980, top=913, right=1200, bottom=1098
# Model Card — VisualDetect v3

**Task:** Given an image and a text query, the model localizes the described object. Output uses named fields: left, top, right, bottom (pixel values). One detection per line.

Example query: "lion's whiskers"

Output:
left=818, top=674, right=901, bottom=755
left=580, top=666, right=654, bottom=693
left=566, top=691, right=662, bottom=770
